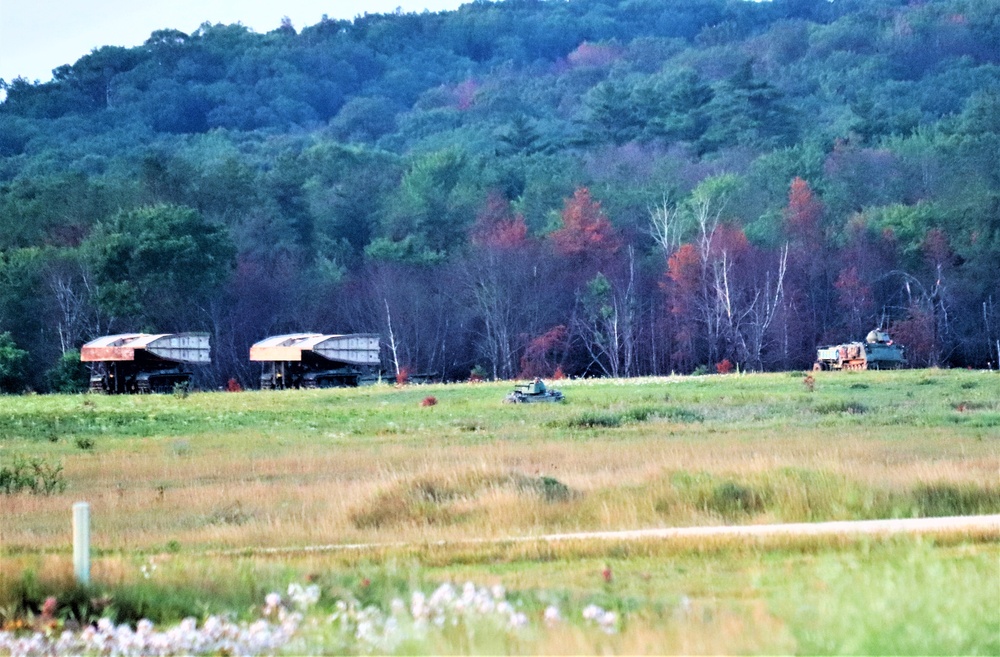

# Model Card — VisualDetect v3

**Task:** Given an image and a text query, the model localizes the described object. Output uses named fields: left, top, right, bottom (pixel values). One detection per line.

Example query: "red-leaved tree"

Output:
left=551, top=187, right=621, bottom=268
left=784, top=177, right=824, bottom=249
left=519, top=325, right=568, bottom=378
left=781, top=177, right=831, bottom=366
left=470, top=191, right=528, bottom=250
left=465, top=192, right=540, bottom=379
left=664, top=243, right=702, bottom=371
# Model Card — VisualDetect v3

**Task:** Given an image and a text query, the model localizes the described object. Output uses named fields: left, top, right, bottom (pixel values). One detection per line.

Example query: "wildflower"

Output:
left=287, top=583, right=320, bottom=610
left=582, top=604, right=602, bottom=621
left=544, top=605, right=562, bottom=627
left=40, top=597, right=57, bottom=620
left=509, top=611, right=528, bottom=629
left=598, top=610, right=618, bottom=634
left=411, top=591, right=427, bottom=620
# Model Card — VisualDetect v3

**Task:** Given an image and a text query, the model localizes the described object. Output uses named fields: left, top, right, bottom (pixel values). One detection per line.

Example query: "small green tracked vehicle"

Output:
left=504, top=378, right=564, bottom=403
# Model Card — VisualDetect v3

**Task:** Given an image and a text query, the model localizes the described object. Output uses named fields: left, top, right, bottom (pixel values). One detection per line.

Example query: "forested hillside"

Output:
left=1, top=0, right=998, bottom=389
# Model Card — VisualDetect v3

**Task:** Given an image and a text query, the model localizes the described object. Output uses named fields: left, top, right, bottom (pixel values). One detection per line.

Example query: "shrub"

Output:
left=624, top=406, right=703, bottom=423
left=350, top=471, right=575, bottom=529
left=566, top=406, right=703, bottom=429
left=716, top=359, right=733, bottom=374
left=351, top=474, right=487, bottom=529
left=814, top=400, right=867, bottom=414
left=172, top=382, right=189, bottom=399
left=46, top=350, right=89, bottom=393
left=0, top=456, right=66, bottom=495
left=908, top=483, right=1000, bottom=516
left=421, top=396, right=437, bottom=407
left=566, top=412, right=622, bottom=429
left=509, top=473, right=575, bottom=502
left=706, top=481, right=766, bottom=517
left=0, top=332, right=29, bottom=393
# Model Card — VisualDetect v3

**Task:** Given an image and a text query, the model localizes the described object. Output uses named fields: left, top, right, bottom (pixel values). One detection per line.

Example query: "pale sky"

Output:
left=0, top=0, right=467, bottom=85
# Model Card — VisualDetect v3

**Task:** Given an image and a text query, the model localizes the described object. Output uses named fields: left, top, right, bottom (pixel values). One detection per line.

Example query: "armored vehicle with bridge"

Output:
left=82, top=333, right=210, bottom=393
left=250, top=333, right=380, bottom=389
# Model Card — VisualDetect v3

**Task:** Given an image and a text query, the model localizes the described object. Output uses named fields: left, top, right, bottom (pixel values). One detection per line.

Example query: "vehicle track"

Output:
left=218, top=514, right=1000, bottom=556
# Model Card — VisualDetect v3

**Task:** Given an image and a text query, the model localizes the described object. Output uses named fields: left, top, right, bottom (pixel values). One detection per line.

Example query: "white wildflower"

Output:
left=598, top=610, right=618, bottom=633
left=411, top=591, right=427, bottom=620
left=509, top=611, right=528, bottom=629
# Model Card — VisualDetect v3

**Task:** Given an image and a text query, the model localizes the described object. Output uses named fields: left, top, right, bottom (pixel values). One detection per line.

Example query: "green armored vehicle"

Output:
left=504, top=378, right=564, bottom=403
left=814, top=329, right=907, bottom=371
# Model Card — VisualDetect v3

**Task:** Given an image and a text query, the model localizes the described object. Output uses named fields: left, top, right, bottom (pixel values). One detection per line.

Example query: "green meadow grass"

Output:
left=1, top=369, right=997, bottom=653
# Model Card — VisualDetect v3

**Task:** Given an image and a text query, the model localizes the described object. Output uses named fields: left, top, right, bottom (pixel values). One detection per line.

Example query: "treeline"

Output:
left=0, top=0, right=998, bottom=390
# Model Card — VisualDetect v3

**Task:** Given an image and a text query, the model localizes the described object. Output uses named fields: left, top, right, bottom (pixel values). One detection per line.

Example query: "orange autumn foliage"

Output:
left=471, top=192, right=529, bottom=249
left=784, top=177, right=824, bottom=247
left=551, top=187, right=621, bottom=261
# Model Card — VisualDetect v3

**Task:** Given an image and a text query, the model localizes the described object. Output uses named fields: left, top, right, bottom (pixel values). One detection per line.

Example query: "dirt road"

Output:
left=229, top=514, right=1000, bottom=556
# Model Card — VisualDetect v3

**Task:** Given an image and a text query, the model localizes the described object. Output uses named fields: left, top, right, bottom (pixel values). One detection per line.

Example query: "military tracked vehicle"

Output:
left=82, top=333, right=210, bottom=393
left=250, top=333, right=380, bottom=389
left=814, top=329, right=906, bottom=371
left=504, top=379, right=564, bottom=403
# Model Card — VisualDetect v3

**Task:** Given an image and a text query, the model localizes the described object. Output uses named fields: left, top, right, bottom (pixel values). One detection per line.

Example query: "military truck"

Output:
left=814, top=329, right=907, bottom=371
left=81, top=333, right=210, bottom=393
left=250, top=333, right=380, bottom=389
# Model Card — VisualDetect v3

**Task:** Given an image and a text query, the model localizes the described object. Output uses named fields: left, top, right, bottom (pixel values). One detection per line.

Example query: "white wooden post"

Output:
left=73, top=502, right=90, bottom=584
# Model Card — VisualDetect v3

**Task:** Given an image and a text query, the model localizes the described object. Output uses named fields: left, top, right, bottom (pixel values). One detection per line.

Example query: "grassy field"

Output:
left=1, top=369, right=998, bottom=654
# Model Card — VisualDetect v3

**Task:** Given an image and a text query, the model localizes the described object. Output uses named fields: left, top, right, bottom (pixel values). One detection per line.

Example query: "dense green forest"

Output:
left=1, top=0, right=998, bottom=389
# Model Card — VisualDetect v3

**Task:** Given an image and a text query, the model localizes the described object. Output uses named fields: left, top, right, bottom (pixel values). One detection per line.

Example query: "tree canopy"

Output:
left=1, top=0, right=999, bottom=388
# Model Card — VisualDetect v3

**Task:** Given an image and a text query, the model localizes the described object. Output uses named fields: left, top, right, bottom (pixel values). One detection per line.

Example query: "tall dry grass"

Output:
left=2, top=376, right=996, bottom=555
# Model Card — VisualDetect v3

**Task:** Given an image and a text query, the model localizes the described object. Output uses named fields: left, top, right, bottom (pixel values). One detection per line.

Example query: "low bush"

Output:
left=351, top=471, right=576, bottom=529
left=566, top=412, right=622, bottom=429
left=0, top=455, right=65, bottom=495
left=907, top=483, right=1000, bottom=517
left=509, top=474, right=575, bottom=502
left=706, top=481, right=768, bottom=517
left=565, top=406, right=703, bottom=429
left=814, top=400, right=868, bottom=415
